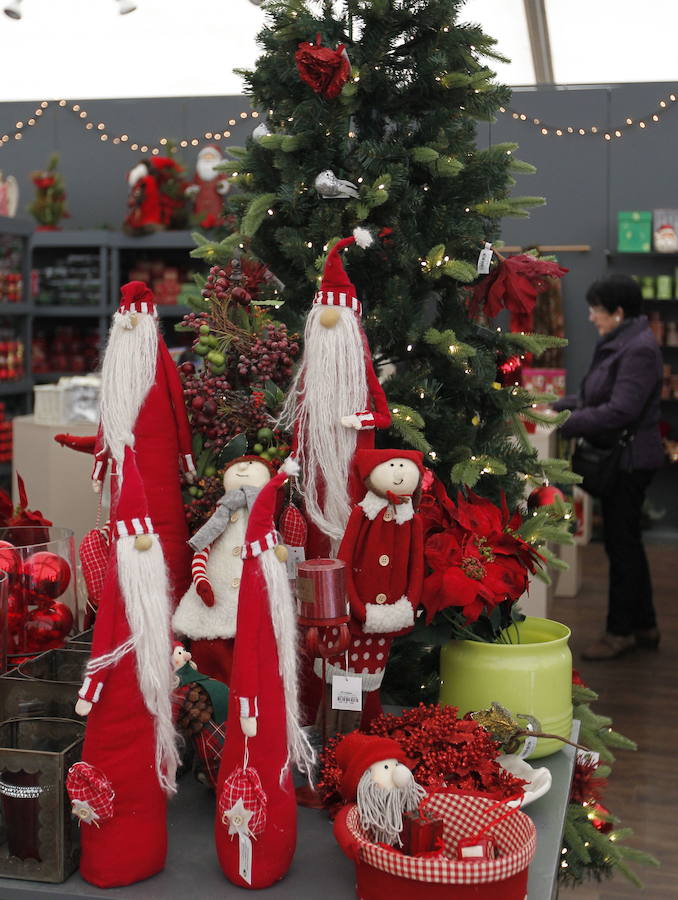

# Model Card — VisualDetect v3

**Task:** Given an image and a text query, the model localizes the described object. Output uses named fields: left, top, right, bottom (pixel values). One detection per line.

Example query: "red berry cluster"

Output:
left=317, top=704, right=526, bottom=811
left=236, top=323, right=299, bottom=389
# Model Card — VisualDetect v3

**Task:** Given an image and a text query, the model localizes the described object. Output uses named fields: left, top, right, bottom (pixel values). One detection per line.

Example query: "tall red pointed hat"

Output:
left=312, top=227, right=375, bottom=317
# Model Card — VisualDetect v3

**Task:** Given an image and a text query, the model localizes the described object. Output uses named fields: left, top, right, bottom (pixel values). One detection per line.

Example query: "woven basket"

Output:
left=334, top=792, right=536, bottom=900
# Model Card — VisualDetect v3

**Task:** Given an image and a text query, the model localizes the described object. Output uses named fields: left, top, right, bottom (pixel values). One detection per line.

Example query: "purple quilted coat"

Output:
left=554, top=315, right=663, bottom=471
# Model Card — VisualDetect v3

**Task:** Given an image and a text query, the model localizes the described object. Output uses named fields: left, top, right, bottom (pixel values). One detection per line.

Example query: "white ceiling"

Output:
left=0, top=0, right=674, bottom=101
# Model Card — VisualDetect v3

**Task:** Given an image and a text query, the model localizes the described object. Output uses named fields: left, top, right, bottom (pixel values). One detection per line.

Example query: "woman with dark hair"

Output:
left=554, top=273, right=663, bottom=660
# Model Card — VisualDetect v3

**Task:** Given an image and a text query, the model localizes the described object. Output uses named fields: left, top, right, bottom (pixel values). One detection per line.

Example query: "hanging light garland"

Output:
left=498, top=90, right=678, bottom=140
left=0, top=99, right=260, bottom=153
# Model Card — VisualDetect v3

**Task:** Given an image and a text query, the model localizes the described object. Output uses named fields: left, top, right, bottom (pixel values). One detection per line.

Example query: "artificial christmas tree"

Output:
left=194, top=1, right=576, bottom=579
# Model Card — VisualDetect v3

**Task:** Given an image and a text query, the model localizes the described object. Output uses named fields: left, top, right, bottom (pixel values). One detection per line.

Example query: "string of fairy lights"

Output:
left=499, top=89, right=678, bottom=140
left=0, top=99, right=260, bottom=154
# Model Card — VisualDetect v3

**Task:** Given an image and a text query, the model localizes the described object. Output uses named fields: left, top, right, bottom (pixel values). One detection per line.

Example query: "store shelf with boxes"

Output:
left=608, top=210, right=678, bottom=531
left=0, top=217, right=34, bottom=486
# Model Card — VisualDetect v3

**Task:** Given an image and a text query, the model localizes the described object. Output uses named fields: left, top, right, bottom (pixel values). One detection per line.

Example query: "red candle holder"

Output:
left=297, top=559, right=350, bottom=658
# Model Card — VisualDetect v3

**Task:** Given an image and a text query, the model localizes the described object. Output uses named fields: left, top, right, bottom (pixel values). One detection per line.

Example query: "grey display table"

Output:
left=0, top=724, right=578, bottom=899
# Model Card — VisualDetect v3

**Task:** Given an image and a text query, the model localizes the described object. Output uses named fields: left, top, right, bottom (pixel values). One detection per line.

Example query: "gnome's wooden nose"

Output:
left=319, top=307, right=340, bottom=328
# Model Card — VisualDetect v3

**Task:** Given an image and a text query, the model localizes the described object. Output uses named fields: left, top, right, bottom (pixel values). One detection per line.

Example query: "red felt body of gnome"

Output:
left=279, top=228, right=391, bottom=559
left=68, top=447, right=179, bottom=888
left=215, top=458, right=315, bottom=889
left=91, top=282, right=195, bottom=603
left=316, top=450, right=425, bottom=732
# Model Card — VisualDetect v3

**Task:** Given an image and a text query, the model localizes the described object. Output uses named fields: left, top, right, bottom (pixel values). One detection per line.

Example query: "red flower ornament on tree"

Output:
left=295, top=34, right=351, bottom=99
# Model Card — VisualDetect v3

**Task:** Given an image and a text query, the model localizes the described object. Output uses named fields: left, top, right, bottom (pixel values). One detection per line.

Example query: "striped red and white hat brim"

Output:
left=241, top=530, right=278, bottom=560
left=115, top=516, right=155, bottom=539
left=313, top=290, right=361, bottom=316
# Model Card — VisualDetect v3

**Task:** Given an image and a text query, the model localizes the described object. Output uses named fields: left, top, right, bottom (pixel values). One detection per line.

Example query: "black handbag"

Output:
left=571, top=384, right=657, bottom=498
left=571, top=433, right=632, bottom=498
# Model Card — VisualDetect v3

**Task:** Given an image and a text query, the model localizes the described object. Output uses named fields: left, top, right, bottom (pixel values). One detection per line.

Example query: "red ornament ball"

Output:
left=7, top=592, right=27, bottom=647
left=22, top=552, right=71, bottom=603
left=527, top=485, right=565, bottom=510
left=24, top=601, right=73, bottom=651
left=0, top=540, right=21, bottom=579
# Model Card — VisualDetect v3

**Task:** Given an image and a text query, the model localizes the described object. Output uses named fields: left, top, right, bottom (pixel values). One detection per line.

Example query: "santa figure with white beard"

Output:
left=279, top=228, right=391, bottom=558
left=185, top=144, right=231, bottom=228
left=123, top=160, right=163, bottom=235
left=92, top=281, right=195, bottom=603
left=67, top=446, right=180, bottom=888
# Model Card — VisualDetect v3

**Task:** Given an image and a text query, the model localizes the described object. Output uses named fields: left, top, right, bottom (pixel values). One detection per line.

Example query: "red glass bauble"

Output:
left=590, top=803, right=613, bottom=834
left=24, top=602, right=73, bottom=651
left=527, top=485, right=565, bottom=510
left=7, top=592, right=27, bottom=649
left=0, top=540, right=21, bottom=579
left=22, top=551, right=71, bottom=603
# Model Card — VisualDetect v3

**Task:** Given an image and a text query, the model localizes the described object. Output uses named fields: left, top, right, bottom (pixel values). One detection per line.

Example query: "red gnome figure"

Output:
left=316, top=449, right=425, bottom=734
left=215, top=457, right=315, bottom=889
left=68, top=446, right=179, bottom=888
left=92, top=281, right=195, bottom=603
left=279, top=228, right=391, bottom=558
left=123, top=160, right=163, bottom=235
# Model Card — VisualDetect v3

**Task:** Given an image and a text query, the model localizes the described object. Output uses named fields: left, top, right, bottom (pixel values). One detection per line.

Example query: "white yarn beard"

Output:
left=279, top=305, right=367, bottom=548
left=260, top=548, right=316, bottom=782
left=100, top=314, right=158, bottom=469
left=356, top=769, right=426, bottom=846
left=116, top=535, right=180, bottom=795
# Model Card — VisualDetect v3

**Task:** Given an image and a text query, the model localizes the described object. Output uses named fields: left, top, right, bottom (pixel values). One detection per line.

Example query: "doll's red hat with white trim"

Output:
left=117, top=280, right=157, bottom=318
left=114, top=446, right=155, bottom=540
left=335, top=732, right=410, bottom=802
left=354, top=448, right=425, bottom=484
left=313, top=227, right=374, bottom=317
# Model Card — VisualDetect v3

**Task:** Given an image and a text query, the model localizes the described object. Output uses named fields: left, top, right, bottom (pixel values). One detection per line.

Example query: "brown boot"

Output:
left=581, top=633, right=636, bottom=661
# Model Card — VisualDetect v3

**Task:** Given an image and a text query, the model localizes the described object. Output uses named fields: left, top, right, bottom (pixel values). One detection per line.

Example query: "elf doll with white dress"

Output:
left=172, top=456, right=272, bottom=683
left=315, top=448, right=425, bottom=733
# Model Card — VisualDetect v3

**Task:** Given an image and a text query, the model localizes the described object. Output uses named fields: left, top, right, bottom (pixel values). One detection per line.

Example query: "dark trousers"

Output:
left=601, top=469, right=657, bottom=636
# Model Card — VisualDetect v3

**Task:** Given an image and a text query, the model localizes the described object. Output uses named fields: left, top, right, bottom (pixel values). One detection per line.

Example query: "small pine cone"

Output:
left=176, top=683, right=215, bottom=737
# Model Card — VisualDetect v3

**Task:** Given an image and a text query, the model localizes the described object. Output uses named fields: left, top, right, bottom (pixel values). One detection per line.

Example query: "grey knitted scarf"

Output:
left=189, top=485, right=261, bottom=551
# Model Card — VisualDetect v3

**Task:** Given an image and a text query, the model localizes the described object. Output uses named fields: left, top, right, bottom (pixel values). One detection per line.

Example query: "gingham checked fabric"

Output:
left=218, top=766, right=268, bottom=838
left=66, top=762, right=115, bottom=824
left=279, top=503, right=308, bottom=548
left=79, top=525, right=111, bottom=609
left=194, top=718, right=226, bottom=789
left=346, top=791, right=536, bottom=886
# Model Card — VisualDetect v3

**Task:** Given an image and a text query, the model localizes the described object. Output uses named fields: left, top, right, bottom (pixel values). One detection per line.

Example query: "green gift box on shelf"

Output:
left=656, top=275, right=673, bottom=299
left=617, top=211, right=652, bottom=252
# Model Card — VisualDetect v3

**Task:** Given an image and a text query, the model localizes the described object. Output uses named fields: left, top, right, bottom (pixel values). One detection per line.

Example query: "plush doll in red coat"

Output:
left=279, top=228, right=391, bottom=558
left=172, top=455, right=272, bottom=683
left=91, top=281, right=195, bottom=604
left=215, top=457, right=315, bottom=889
left=68, top=446, right=179, bottom=888
left=315, top=449, right=424, bottom=733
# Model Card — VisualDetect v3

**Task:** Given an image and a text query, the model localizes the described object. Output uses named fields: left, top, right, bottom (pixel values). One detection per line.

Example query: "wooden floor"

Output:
left=555, top=542, right=677, bottom=899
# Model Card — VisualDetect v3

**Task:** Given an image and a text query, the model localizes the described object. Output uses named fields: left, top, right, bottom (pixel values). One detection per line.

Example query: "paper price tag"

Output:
left=286, top=545, right=305, bottom=581
left=518, top=722, right=538, bottom=759
left=576, top=749, right=600, bottom=767
left=332, top=675, right=363, bottom=711
left=239, top=833, right=252, bottom=885
left=477, top=242, right=493, bottom=275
